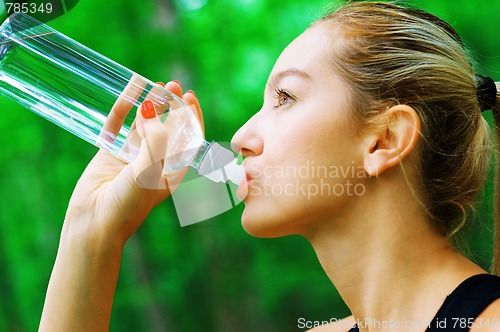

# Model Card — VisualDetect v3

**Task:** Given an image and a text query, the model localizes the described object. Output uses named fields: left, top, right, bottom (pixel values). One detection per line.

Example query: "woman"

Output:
left=39, top=2, right=500, bottom=331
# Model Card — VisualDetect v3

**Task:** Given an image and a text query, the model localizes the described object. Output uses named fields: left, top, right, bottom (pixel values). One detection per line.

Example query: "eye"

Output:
left=274, top=88, right=296, bottom=109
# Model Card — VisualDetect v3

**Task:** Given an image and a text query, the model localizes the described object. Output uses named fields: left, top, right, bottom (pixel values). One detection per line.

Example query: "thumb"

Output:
left=129, top=100, right=169, bottom=190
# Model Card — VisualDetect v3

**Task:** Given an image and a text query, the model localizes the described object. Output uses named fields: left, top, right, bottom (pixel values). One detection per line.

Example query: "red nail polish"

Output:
left=156, top=81, right=165, bottom=87
left=172, top=80, right=181, bottom=85
left=187, top=89, right=196, bottom=97
left=141, top=100, right=156, bottom=119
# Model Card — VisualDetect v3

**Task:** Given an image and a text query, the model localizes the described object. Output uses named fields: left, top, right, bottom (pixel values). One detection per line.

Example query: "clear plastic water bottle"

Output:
left=0, top=13, right=244, bottom=185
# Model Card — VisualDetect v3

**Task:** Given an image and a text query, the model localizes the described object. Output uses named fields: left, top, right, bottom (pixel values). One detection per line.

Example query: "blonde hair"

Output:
left=315, top=2, right=500, bottom=274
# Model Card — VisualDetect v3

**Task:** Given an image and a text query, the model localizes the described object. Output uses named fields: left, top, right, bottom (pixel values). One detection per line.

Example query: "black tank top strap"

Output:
left=347, top=274, right=500, bottom=332
left=426, top=273, right=500, bottom=331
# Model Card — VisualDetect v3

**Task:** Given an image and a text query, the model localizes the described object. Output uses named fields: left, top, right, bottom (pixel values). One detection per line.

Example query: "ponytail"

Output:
left=491, top=82, right=500, bottom=276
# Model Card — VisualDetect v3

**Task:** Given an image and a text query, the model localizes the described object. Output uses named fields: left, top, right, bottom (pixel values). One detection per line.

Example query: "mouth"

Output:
left=236, top=172, right=250, bottom=201
left=236, top=160, right=263, bottom=201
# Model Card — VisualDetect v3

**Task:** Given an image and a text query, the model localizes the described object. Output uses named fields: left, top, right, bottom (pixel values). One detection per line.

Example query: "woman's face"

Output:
left=232, top=25, right=368, bottom=238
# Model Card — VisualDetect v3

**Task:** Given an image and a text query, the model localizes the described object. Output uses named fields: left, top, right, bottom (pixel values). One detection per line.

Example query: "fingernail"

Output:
left=156, top=81, right=165, bottom=87
left=141, top=100, right=156, bottom=119
left=187, top=89, right=196, bottom=97
left=172, top=80, right=181, bottom=85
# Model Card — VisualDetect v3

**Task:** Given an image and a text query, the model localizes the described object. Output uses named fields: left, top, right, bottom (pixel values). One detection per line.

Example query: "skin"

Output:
left=233, top=25, right=500, bottom=331
left=39, top=25, right=500, bottom=332
left=38, top=81, right=203, bottom=331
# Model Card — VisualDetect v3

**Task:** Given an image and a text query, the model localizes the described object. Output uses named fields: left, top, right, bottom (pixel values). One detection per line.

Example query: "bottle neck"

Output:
left=190, top=139, right=212, bottom=170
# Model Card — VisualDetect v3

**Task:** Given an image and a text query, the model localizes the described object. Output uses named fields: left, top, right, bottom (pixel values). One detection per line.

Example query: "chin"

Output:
left=240, top=205, right=299, bottom=238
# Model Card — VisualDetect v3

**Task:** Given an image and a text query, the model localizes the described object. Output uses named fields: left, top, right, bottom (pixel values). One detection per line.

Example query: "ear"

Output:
left=363, top=105, right=421, bottom=176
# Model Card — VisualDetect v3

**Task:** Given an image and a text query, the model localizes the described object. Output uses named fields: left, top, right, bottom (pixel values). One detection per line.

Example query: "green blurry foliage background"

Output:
left=0, top=0, right=499, bottom=331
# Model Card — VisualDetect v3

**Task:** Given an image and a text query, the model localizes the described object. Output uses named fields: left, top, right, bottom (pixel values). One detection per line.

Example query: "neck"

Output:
left=304, top=177, right=485, bottom=331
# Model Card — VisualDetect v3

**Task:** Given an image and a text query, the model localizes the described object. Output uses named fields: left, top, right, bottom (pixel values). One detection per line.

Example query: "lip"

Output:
left=236, top=173, right=250, bottom=201
left=236, top=160, right=261, bottom=201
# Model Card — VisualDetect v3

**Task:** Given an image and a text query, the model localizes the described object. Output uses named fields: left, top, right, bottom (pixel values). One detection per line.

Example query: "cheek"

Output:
left=241, top=163, right=368, bottom=238
left=278, top=109, right=355, bottom=169
left=240, top=105, right=364, bottom=236
left=242, top=149, right=367, bottom=238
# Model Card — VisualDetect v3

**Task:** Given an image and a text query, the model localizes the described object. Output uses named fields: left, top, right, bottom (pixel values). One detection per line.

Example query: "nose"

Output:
left=231, top=112, right=264, bottom=158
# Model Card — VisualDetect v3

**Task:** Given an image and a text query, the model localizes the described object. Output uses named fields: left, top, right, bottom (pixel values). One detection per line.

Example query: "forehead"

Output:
left=272, top=26, right=332, bottom=76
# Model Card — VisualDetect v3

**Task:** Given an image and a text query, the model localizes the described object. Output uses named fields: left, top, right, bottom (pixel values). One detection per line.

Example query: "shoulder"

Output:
left=306, top=315, right=356, bottom=332
left=470, top=298, right=500, bottom=332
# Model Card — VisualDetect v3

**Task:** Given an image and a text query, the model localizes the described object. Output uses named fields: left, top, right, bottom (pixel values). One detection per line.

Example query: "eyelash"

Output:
left=273, top=88, right=296, bottom=109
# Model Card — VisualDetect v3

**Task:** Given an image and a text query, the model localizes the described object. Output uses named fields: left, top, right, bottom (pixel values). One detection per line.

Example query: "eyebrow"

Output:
left=266, top=68, right=312, bottom=91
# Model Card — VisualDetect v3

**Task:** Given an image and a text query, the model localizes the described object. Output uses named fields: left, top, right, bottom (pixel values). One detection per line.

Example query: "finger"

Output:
left=165, top=81, right=183, bottom=98
left=131, top=100, right=170, bottom=190
left=144, top=83, right=170, bottom=115
left=183, top=90, right=204, bottom=134
left=128, top=81, right=167, bottom=134
left=100, top=74, right=148, bottom=143
left=136, top=100, right=163, bottom=141
left=121, top=81, right=169, bottom=159
left=139, top=81, right=181, bottom=119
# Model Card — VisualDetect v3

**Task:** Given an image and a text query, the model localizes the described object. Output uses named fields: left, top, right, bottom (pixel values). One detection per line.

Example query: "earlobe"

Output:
left=363, top=105, right=421, bottom=176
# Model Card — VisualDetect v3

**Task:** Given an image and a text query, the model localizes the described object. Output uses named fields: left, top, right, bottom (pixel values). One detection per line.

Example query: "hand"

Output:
left=40, top=80, right=203, bottom=332
left=62, top=80, right=204, bottom=247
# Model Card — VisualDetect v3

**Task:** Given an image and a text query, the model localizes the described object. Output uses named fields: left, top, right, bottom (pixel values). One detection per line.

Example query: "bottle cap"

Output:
left=196, top=142, right=244, bottom=185
left=224, top=159, right=245, bottom=185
